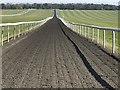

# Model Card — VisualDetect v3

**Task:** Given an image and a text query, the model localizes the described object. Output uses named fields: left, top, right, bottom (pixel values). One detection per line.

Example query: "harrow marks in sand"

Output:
left=2, top=17, right=118, bottom=89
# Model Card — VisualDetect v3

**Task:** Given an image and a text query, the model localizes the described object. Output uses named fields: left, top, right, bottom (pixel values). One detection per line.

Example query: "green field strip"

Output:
left=2, top=9, right=52, bottom=23
left=58, top=10, right=118, bottom=28
left=1, top=9, right=26, bottom=15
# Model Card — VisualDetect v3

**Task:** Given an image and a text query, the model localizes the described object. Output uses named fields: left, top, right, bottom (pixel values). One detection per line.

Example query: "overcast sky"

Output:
left=0, top=0, right=119, bottom=5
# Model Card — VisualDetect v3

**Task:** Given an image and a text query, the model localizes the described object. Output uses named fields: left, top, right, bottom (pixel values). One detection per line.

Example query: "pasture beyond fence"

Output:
left=59, top=18, right=120, bottom=55
left=0, top=17, right=52, bottom=46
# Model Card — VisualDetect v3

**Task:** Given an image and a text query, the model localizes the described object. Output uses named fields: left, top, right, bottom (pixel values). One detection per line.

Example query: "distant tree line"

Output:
left=1, top=3, right=119, bottom=10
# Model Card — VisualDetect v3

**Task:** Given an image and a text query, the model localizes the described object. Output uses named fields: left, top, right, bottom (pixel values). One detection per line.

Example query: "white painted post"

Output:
left=33, top=23, right=34, bottom=29
left=27, top=23, right=29, bottom=31
left=75, top=25, right=78, bottom=33
left=7, top=26, right=10, bottom=42
left=13, top=25, right=16, bottom=40
left=83, top=26, right=84, bottom=36
left=112, top=31, right=115, bottom=54
left=23, top=24, right=25, bottom=34
left=69, top=23, right=70, bottom=29
left=1, top=27, right=4, bottom=46
left=71, top=24, right=72, bottom=30
left=82, top=26, right=84, bottom=35
left=79, top=25, right=80, bottom=34
left=26, top=24, right=28, bottom=33
left=92, top=28, right=95, bottom=41
left=74, top=24, right=75, bottom=31
left=73, top=24, right=74, bottom=31
left=81, top=25, right=82, bottom=35
left=18, top=25, right=20, bottom=37
left=97, top=29, right=99, bottom=44
left=68, top=22, right=70, bottom=28
left=33, top=23, right=35, bottom=29
left=103, top=30, right=106, bottom=48
left=81, top=26, right=82, bottom=35
left=22, top=24, right=23, bottom=35
left=88, top=27, right=90, bottom=39
left=80, top=25, right=81, bottom=35
left=31, top=23, right=32, bottom=30
left=27, top=24, right=28, bottom=32
left=85, top=26, right=86, bottom=37
left=31, top=23, right=32, bottom=29
left=76, top=25, right=78, bottom=33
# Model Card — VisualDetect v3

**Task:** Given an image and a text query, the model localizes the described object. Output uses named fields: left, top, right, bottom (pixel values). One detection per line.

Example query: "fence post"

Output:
left=7, top=26, right=10, bottom=42
left=69, top=23, right=71, bottom=29
left=74, top=24, right=75, bottom=31
left=82, top=26, right=84, bottom=36
left=88, top=27, right=90, bottom=39
left=73, top=24, right=74, bottom=31
left=83, top=26, right=85, bottom=36
left=26, top=24, right=28, bottom=32
left=71, top=23, right=73, bottom=30
left=24, top=24, right=26, bottom=34
left=80, top=25, right=81, bottom=35
left=81, top=25, right=82, bottom=35
left=18, top=25, right=20, bottom=37
left=34, top=23, right=35, bottom=29
left=68, top=22, right=69, bottom=28
left=103, top=30, right=106, bottom=48
left=28, top=23, right=29, bottom=31
left=97, top=29, right=99, bottom=44
left=33, top=23, right=34, bottom=29
left=13, top=25, right=16, bottom=40
left=76, top=25, right=78, bottom=33
left=76, top=25, right=77, bottom=33
left=85, top=26, right=86, bottom=37
left=31, top=23, right=32, bottom=30
left=92, top=28, right=95, bottom=41
left=112, top=31, right=115, bottom=54
left=79, top=25, right=80, bottom=34
left=21, top=24, right=23, bottom=35
left=1, top=27, right=4, bottom=46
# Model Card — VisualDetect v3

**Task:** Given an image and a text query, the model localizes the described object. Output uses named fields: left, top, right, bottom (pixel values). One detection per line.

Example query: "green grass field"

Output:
left=58, top=10, right=118, bottom=28
left=2, top=9, right=52, bottom=23
left=58, top=10, right=119, bottom=54
left=1, top=9, right=26, bottom=15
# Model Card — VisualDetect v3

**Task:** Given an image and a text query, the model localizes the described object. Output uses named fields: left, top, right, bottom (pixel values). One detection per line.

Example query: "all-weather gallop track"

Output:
left=2, top=14, right=118, bottom=89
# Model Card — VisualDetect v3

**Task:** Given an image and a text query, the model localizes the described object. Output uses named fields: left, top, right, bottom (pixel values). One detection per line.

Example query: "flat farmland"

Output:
left=58, top=10, right=119, bottom=54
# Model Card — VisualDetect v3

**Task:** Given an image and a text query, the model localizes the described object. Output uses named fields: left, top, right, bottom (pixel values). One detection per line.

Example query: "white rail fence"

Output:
left=59, top=17, right=120, bottom=55
left=0, top=17, right=52, bottom=46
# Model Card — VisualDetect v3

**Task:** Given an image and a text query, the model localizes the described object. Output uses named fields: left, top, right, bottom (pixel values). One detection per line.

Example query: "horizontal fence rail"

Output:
left=0, top=17, right=52, bottom=46
left=59, top=17, right=120, bottom=55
